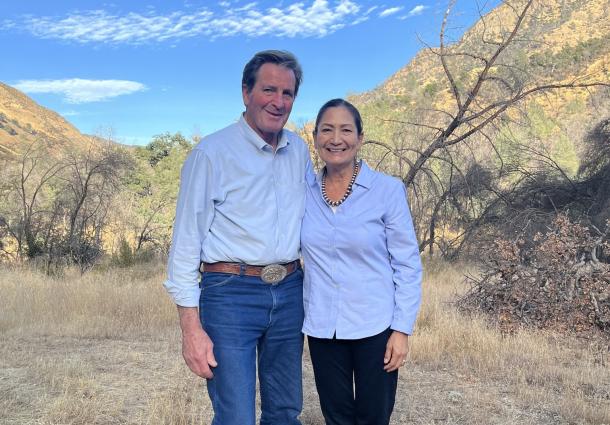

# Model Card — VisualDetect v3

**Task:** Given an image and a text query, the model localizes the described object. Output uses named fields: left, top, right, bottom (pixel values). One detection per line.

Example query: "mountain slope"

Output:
left=351, top=0, right=610, bottom=172
left=0, top=82, right=91, bottom=157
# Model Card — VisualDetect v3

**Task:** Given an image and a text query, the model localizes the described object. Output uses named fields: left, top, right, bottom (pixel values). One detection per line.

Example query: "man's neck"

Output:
left=263, top=133, right=279, bottom=150
left=242, top=114, right=281, bottom=150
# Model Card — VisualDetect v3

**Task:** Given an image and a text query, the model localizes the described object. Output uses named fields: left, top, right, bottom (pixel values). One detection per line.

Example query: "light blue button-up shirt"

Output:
left=164, top=115, right=311, bottom=307
left=301, top=161, right=422, bottom=339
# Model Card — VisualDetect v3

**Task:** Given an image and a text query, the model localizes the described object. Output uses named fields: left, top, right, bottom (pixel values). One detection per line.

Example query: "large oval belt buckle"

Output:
left=260, top=264, right=287, bottom=284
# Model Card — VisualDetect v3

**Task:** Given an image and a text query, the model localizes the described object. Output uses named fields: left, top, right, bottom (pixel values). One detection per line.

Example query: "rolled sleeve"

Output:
left=164, top=149, right=216, bottom=307
left=384, top=179, right=423, bottom=335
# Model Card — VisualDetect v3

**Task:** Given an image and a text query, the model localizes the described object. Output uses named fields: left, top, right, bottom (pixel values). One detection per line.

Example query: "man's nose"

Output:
left=270, top=92, right=284, bottom=108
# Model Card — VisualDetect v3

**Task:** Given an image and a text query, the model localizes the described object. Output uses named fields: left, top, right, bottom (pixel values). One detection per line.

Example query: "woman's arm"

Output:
left=382, top=178, right=423, bottom=370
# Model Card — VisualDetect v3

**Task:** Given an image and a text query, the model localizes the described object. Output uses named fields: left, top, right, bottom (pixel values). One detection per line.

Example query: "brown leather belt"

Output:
left=201, top=260, right=300, bottom=284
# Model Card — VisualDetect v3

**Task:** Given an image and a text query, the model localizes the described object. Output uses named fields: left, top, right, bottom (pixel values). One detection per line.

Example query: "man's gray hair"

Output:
left=242, top=50, right=303, bottom=96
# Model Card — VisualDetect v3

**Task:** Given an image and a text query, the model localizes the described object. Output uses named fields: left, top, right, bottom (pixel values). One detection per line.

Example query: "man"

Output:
left=164, top=50, right=310, bottom=425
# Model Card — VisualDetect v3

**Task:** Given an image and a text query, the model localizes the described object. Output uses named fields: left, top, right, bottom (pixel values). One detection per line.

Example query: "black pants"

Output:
left=308, top=328, right=398, bottom=425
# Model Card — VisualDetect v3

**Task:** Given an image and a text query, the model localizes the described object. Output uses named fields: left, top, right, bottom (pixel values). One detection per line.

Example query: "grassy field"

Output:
left=1, top=260, right=608, bottom=424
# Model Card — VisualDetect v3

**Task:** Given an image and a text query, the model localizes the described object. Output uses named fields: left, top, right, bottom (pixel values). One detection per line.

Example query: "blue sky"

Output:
left=1, top=0, right=498, bottom=145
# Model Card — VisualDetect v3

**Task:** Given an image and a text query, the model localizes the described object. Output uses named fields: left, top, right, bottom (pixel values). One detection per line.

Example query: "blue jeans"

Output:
left=199, top=268, right=304, bottom=425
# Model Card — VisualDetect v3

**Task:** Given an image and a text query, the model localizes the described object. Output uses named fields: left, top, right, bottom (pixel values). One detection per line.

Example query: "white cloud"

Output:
left=1, top=19, right=16, bottom=30
left=379, top=7, right=403, bottom=18
left=407, top=5, right=427, bottom=16
left=12, top=79, right=147, bottom=103
left=351, top=15, right=369, bottom=25
left=13, top=0, right=362, bottom=44
left=235, top=2, right=258, bottom=11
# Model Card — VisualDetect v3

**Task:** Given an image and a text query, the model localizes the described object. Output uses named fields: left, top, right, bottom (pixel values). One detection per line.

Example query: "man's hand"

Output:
left=178, top=306, right=217, bottom=379
left=383, top=330, right=409, bottom=372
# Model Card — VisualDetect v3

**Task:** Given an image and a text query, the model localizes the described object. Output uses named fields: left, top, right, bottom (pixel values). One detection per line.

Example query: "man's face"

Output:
left=242, top=63, right=296, bottom=146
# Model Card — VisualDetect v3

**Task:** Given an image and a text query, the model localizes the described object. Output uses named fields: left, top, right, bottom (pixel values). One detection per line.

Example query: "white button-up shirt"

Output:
left=164, top=115, right=311, bottom=307
left=301, top=161, right=422, bottom=338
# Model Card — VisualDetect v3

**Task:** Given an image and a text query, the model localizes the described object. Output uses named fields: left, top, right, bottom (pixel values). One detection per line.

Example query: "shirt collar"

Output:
left=310, top=160, right=374, bottom=189
left=354, top=160, right=373, bottom=189
left=239, top=114, right=290, bottom=151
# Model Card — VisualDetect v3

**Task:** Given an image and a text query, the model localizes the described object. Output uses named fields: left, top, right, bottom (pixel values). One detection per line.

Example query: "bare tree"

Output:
left=0, top=138, right=132, bottom=271
left=0, top=140, right=68, bottom=260
left=58, top=141, right=132, bottom=271
left=363, top=0, right=609, bottom=257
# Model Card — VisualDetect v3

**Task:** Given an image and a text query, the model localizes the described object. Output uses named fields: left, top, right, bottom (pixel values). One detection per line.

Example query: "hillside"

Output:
left=0, top=82, right=91, bottom=158
left=351, top=0, right=610, bottom=175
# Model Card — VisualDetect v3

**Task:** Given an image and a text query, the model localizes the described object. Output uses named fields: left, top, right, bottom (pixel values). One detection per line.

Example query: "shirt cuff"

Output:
left=163, top=280, right=201, bottom=308
left=390, top=318, right=414, bottom=336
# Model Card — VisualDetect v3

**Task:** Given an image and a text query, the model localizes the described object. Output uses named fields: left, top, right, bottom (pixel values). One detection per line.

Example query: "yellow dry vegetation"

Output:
left=0, top=82, right=91, bottom=155
left=541, top=0, right=610, bottom=52
left=358, top=0, right=609, bottom=119
left=1, top=260, right=608, bottom=424
left=585, top=55, right=610, bottom=82
left=534, top=53, right=610, bottom=119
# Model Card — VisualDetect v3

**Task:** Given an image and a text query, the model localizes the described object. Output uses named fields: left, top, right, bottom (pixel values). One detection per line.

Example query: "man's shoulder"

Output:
left=192, top=121, right=241, bottom=154
left=283, top=128, right=305, bottom=143
left=283, top=129, right=309, bottom=152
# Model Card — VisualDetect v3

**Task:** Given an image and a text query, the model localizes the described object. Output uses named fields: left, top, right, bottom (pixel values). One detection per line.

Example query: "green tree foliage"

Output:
left=121, top=132, right=193, bottom=256
left=142, top=132, right=191, bottom=167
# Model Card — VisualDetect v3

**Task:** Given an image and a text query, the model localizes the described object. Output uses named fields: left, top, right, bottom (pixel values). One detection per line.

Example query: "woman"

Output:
left=301, top=99, right=422, bottom=425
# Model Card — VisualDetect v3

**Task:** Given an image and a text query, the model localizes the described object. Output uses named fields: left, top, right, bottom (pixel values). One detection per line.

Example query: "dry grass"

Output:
left=0, top=262, right=176, bottom=339
left=410, top=260, right=610, bottom=424
left=1, top=260, right=608, bottom=424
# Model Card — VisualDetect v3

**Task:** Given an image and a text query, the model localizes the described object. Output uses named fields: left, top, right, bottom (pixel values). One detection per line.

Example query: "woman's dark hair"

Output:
left=314, top=98, right=363, bottom=135
left=242, top=50, right=303, bottom=96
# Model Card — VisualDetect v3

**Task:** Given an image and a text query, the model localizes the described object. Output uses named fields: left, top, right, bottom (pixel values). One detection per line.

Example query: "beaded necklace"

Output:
left=321, top=161, right=360, bottom=207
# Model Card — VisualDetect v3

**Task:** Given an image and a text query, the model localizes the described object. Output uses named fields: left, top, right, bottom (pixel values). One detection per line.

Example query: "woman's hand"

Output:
left=383, top=330, right=409, bottom=372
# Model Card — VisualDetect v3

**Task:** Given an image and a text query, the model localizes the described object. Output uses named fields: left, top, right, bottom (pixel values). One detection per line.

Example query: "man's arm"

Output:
left=165, top=149, right=219, bottom=377
left=178, top=306, right=217, bottom=379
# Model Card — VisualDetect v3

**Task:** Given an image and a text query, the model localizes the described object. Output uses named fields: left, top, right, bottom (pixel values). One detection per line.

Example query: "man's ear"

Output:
left=242, top=85, right=250, bottom=107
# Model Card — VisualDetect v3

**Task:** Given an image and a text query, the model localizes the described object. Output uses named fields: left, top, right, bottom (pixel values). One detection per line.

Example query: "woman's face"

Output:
left=314, top=106, right=363, bottom=169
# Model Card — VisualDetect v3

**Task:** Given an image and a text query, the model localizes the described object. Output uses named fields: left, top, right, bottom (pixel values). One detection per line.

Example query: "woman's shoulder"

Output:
left=362, top=162, right=405, bottom=192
